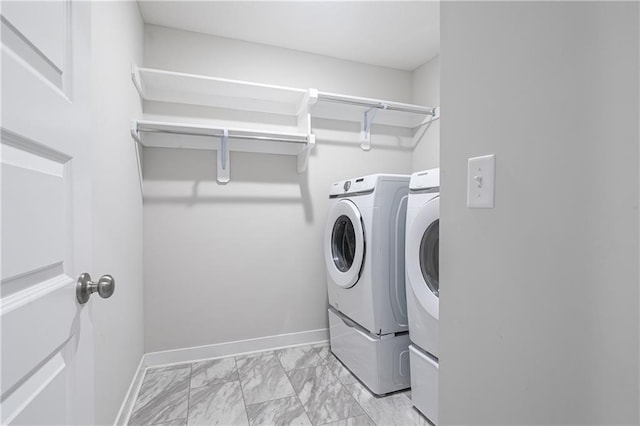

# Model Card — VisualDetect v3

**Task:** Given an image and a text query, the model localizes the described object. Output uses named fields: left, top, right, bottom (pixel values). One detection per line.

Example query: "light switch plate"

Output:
left=467, top=154, right=495, bottom=208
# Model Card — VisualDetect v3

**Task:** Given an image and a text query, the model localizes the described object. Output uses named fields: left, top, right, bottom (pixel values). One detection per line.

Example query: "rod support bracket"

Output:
left=130, top=120, right=144, bottom=196
left=217, top=129, right=230, bottom=184
left=361, top=102, right=387, bottom=151
left=297, top=134, right=316, bottom=173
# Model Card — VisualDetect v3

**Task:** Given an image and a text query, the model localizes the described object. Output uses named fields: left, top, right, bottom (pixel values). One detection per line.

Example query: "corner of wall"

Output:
left=91, top=1, right=145, bottom=424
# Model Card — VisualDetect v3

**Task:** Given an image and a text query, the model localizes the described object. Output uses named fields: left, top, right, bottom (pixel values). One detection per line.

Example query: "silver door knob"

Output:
left=76, top=273, right=115, bottom=304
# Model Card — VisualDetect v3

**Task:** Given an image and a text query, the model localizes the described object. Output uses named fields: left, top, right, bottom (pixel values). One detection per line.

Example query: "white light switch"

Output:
left=467, top=154, right=495, bottom=208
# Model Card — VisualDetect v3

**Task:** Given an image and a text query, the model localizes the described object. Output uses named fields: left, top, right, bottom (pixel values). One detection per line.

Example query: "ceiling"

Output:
left=137, top=1, right=440, bottom=71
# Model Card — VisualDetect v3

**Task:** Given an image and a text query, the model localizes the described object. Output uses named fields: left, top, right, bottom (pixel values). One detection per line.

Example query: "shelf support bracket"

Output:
left=297, top=134, right=316, bottom=173
left=296, top=89, right=318, bottom=173
left=415, top=106, right=440, bottom=128
left=361, top=103, right=387, bottom=151
left=131, top=64, right=146, bottom=99
left=130, top=120, right=143, bottom=196
left=217, top=129, right=230, bottom=184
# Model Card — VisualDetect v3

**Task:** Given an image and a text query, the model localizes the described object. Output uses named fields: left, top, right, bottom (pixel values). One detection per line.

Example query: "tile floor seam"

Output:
left=363, top=412, right=378, bottom=426
left=275, top=349, right=313, bottom=425
left=244, top=393, right=300, bottom=409
left=307, top=346, right=334, bottom=426
left=318, top=347, right=377, bottom=426
left=234, top=357, right=251, bottom=425
left=310, top=347, right=370, bottom=425
left=342, top=381, right=374, bottom=425
left=315, top=414, right=376, bottom=426
left=184, top=363, right=193, bottom=425
left=283, top=363, right=326, bottom=373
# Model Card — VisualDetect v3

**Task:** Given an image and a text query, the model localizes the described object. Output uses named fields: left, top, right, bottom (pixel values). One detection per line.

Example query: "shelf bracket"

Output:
left=131, top=64, right=146, bottom=99
left=217, top=128, right=230, bottom=184
left=297, top=134, right=316, bottom=173
left=361, top=103, right=387, bottom=151
left=296, top=89, right=318, bottom=173
left=130, top=120, right=143, bottom=196
left=415, top=106, right=440, bottom=128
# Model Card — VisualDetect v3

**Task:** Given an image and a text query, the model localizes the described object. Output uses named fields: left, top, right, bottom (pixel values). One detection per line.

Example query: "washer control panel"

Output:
left=330, top=175, right=377, bottom=197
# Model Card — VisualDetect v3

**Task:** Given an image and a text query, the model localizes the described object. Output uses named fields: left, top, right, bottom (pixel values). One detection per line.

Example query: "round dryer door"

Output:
left=324, top=199, right=365, bottom=288
left=406, top=196, right=439, bottom=319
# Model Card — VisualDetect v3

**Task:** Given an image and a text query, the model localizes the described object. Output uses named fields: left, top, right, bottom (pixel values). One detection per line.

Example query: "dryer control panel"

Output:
left=329, top=174, right=411, bottom=198
left=410, top=168, right=440, bottom=191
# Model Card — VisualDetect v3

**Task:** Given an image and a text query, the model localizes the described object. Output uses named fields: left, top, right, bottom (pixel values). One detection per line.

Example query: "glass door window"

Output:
left=331, top=215, right=357, bottom=272
left=419, top=219, right=439, bottom=297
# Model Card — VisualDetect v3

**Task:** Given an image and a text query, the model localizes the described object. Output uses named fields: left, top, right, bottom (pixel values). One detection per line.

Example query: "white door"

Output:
left=1, top=1, right=97, bottom=424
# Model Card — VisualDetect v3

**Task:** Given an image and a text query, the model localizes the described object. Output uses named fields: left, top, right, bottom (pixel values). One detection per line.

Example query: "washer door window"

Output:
left=332, top=215, right=357, bottom=272
left=419, top=219, right=439, bottom=297
left=324, top=199, right=365, bottom=288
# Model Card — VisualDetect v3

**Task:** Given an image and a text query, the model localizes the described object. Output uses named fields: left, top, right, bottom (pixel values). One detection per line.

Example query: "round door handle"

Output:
left=76, top=273, right=115, bottom=304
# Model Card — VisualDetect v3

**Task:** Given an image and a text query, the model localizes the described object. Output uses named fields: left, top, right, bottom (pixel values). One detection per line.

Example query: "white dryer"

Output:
left=325, top=174, right=411, bottom=395
left=405, top=168, right=440, bottom=424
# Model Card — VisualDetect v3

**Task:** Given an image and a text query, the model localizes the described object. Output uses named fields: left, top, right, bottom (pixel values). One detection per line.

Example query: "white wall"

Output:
left=144, top=25, right=413, bottom=101
left=91, top=2, right=144, bottom=424
left=412, top=55, right=440, bottom=171
left=142, top=25, right=417, bottom=352
left=439, top=2, right=639, bottom=424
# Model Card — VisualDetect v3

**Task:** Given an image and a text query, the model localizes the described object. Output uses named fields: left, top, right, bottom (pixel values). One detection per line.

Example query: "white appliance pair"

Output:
left=324, top=174, right=412, bottom=395
left=323, top=170, right=440, bottom=423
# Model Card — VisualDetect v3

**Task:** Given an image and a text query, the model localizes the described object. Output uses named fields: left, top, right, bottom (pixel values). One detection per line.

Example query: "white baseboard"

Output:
left=114, top=328, right=329, bottom=425
left=114, top=356, right=146, bottom=426
left=144, top=328, right=329, bottom=368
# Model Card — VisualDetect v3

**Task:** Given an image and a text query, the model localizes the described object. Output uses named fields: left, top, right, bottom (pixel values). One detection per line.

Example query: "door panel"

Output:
left=1, top=0, right=69, bottom=90
left=1, top=0, right=93, bottom=424
left=7, top=352, right=69, bottom=426
left=1, top=282, right=76, bottom=410
left=1, top=136, right=68, bottom=283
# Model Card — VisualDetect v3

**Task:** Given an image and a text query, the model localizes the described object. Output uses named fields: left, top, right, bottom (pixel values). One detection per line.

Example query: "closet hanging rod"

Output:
left=316, top=93, right=436, bottom=116
left=136, top=127, right=308, bottom=144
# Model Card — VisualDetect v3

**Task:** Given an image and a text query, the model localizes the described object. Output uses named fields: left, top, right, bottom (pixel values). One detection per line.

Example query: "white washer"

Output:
left=405, top=168, right=440, bottom=424
left=324, top=174, right=411, bottom=395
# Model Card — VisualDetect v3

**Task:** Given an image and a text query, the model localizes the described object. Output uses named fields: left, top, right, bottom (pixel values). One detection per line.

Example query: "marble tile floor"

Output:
left=127, top=343, right=431, bottom=426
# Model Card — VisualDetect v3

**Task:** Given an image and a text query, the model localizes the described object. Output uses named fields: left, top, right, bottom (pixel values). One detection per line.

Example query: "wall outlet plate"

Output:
left=467, top=154, right=495, bottom=208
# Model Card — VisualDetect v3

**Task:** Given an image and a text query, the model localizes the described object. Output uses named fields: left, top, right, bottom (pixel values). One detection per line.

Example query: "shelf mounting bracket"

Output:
left=131, top=64, right=147, bottom=99
left=130, top=120, right=143, bottom=196
left=296, top=89, right=318, bottom=174
left=361, top=102, right=387, bottom=151
left=217, top=128, right=230, bottom=184
left=297, top=134, right=316, bottom=173
left=415, top=106, right=440, bottom=128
